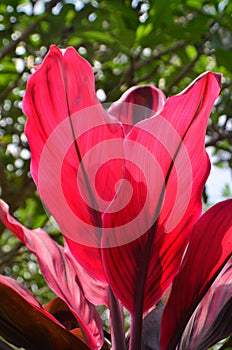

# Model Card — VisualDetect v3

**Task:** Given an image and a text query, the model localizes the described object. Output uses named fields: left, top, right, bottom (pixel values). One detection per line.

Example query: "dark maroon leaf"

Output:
left=141, top=304, right=164, bottom=350
left=45, top=297, right=80, bottom=330
left=0, top=276, right=89, bottom=350
left=161, top=199, right=232, bottom=350
left=179, top=259, right=232, bottom=350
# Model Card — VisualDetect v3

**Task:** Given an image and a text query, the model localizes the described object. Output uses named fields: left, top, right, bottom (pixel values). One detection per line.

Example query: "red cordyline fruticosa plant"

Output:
left=0, top=45, right=231, bottom=350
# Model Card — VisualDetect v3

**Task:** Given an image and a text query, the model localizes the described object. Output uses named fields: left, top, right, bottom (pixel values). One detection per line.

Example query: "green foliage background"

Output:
left=0, top=0, right=231, bottom=348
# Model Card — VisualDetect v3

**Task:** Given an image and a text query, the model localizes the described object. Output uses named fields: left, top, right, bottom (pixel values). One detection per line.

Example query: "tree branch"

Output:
left=0, top=159, right=11, bottom=198
left=0, top=22, right=38, bottom=60
left=0, top=72, right=24, bottom=104
left=107, top=41, right=187, bottom=99
left=0, top=242, right=24, bottom=271
left=135, top=65, right=159, bottom=84
left=166, top=46, right=203, bottom=93
left=0, top=0, right=62, bottom=60
left=134, top=41, right=187, bottom=71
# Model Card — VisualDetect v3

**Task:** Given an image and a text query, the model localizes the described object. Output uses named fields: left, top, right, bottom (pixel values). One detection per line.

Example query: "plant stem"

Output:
left=129, top=306, right=143, bottom=350
left=108, top=287, right=126, bottom=350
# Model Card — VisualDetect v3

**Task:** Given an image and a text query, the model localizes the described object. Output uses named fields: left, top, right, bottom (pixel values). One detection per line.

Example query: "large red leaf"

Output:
left=0, top=275, right=89, bottom=350
left=161, top=199, right=232, bottom=350
left=23, top=45, right=124, bottom=281
left=0, top=200, right=104, bottom=350
left=102, top=72, right=221, bottom=314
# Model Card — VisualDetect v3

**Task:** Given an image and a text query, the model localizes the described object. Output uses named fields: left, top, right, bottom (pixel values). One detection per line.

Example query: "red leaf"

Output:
left=23, top=45, right=124, bottom=281
left=108, top=84, right=166, bottom=132
left=178, top=258, right=232, bottom=350
left=0, top=275, right=89, bottom=350
left=0, top=200, right=104, bottom=350
left=64, top=244, right=109, bottom=307
left=102, top=72, right=222, bottom=318
left=160, top=199, right=232, bottom=350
